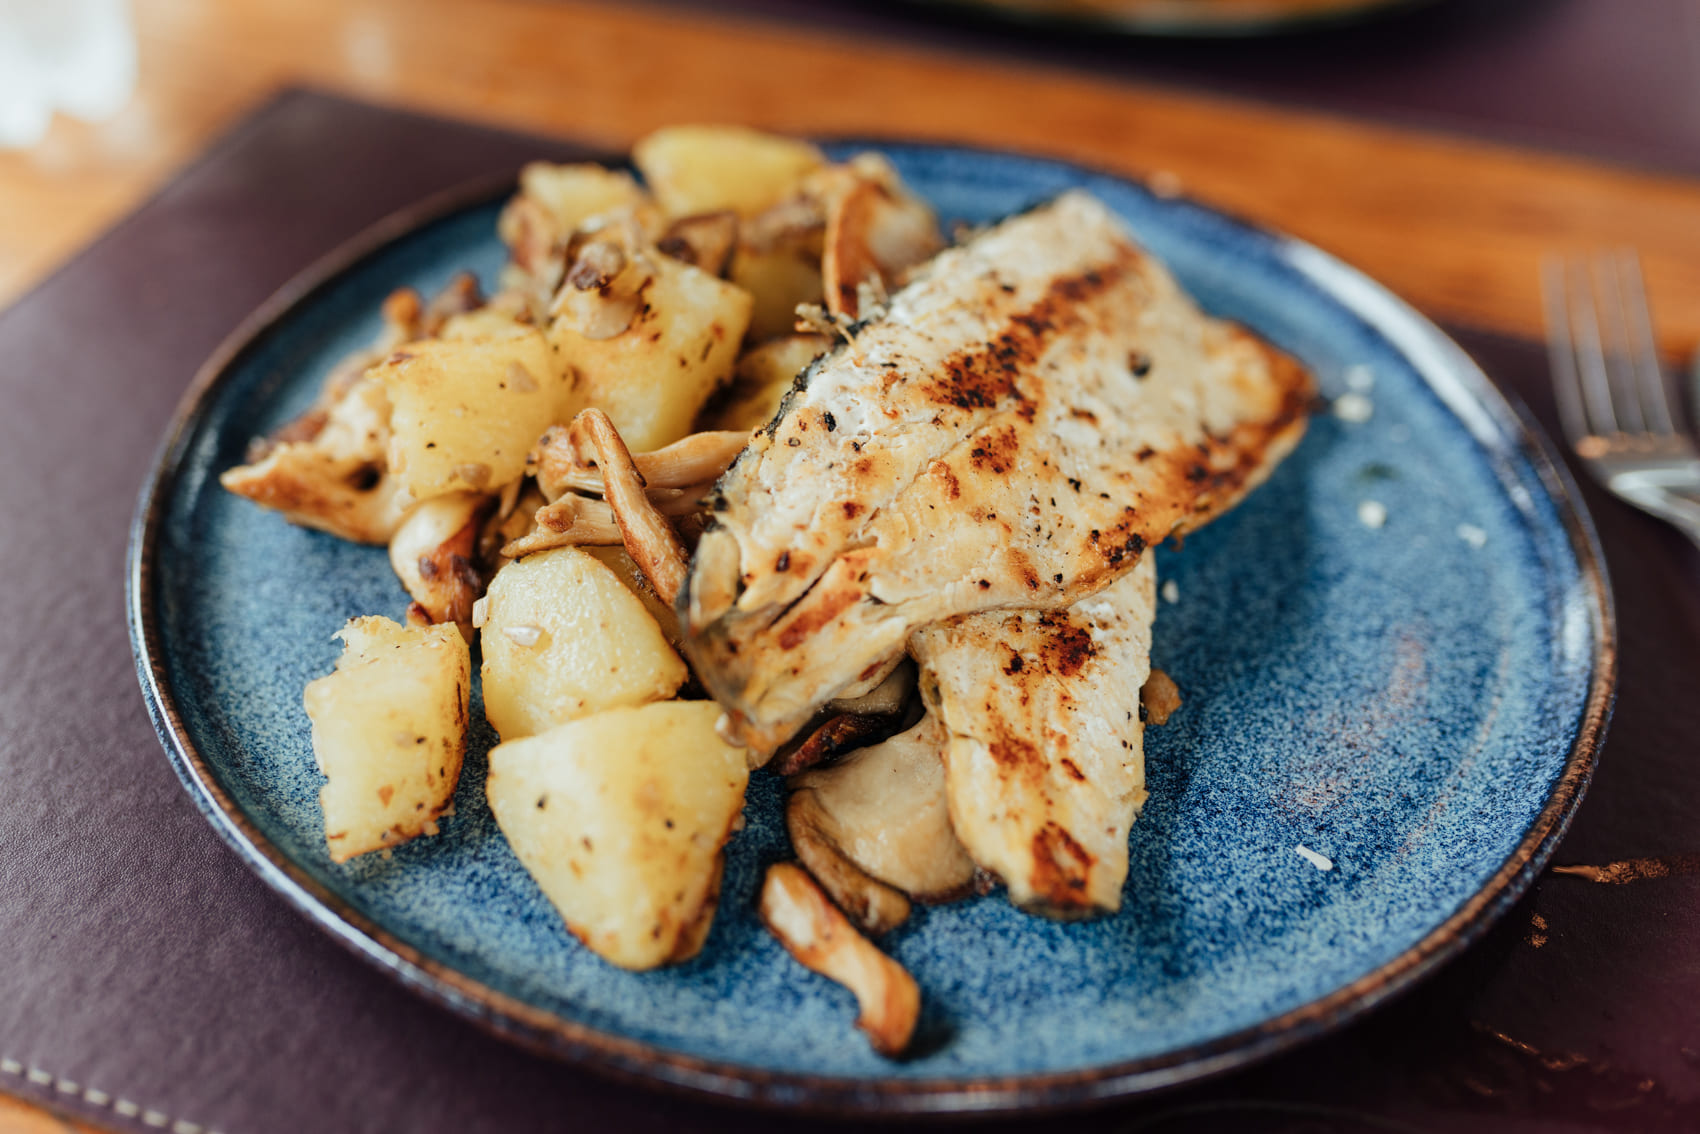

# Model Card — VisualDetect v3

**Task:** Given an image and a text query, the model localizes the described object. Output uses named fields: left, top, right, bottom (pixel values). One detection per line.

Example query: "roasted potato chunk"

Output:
left=437, top=306, right=532, bottom=343
left=707, top=334, right=831, bottom=432
left=498, top=164, right=652, bottom=281
left=633, top=125, right=824, bottom=218
left=303, top=616, right=471, bottom=863
left=379, top=330, right=573, bottom=501
left=480, top=547, right=687, bottom=740
left=486, top=701, right=750, bottom=970
left=517, top=163, right=648, bottom=235
left=548, top=249, right=752, bottom=450
left=583, top=545, right=679, bottom=643
left=730, top=232, right=825, bottom=343
left=220, top=372, right=407, bottom=545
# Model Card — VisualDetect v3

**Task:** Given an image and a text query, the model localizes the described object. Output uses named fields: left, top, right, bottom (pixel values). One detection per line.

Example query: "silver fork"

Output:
left=1542, top=251, right=1700, bottom=548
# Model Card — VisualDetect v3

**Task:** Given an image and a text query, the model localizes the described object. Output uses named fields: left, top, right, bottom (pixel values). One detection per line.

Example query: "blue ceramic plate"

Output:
left=129, top=144, right=1612, bottom=1113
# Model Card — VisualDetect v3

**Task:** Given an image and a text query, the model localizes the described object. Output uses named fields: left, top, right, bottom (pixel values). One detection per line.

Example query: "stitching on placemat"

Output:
left=1, top=1055, right=221, bottom=1134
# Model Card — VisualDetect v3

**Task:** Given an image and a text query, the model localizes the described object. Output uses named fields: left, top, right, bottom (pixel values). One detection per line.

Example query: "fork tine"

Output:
left=1615, top=249, right=1678, bottom=434
left=1568, top=257, right=1619, bottom=436
left=1542, top=257, right=1593, bottom=446
left=1591, top=254, right=1646, bottom=436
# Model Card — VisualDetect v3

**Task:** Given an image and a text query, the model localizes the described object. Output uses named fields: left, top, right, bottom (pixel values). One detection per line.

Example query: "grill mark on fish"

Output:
left=989, top=733, right=1040, bottom=771
left=932, top=461, right=961, bottom=500
left=1030, top=823, right=1095, bottom=909
left=777, top=582, right=862, bottom=650
left=1034, top=616, right=1095, bottom=677
left=968, top=425, right=1021, bottom=476
left=915, top=260, right=1133, bottom=413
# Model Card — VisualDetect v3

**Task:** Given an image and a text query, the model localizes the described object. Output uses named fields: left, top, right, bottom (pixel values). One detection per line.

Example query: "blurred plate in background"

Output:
left=900, top=0, right=1431, bottom=36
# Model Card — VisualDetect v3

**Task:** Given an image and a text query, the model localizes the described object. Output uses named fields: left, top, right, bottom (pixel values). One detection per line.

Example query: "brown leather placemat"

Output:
left=1, top=88, right=1695, bottom=1134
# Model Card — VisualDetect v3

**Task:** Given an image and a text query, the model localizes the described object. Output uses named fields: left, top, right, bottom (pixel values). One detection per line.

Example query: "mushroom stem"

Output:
left=758, top=863, right=920, bottom=1058
left=535, top=427, right=749, bottom=500
left=570, top=409, right=690, bottom=606
left=498, top=483, right=717, bottom=561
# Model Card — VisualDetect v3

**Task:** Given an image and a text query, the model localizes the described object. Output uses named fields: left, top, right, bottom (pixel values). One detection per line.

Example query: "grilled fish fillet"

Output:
left=911, top=555, right=1155, bottom=918
left=683, top=190, right=1312, bottom=752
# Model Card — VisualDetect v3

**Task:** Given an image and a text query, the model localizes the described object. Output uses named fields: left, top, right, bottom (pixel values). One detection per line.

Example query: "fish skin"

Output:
left=683, top=190, right=1312, bottom=753
left=911, top=556, right=1155, bottom=918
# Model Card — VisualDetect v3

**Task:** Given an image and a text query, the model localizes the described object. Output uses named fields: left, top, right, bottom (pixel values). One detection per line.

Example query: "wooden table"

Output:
left=3, top=0, right=1700, bottom=355
left=2, top=2, right=1697, bottom=1130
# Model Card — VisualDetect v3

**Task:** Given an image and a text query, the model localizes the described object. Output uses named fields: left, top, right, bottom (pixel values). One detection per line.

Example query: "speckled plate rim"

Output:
left=127, top=143, right=1615, bottom=1117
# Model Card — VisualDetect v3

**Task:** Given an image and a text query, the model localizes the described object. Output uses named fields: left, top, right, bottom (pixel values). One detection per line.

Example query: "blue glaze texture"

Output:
left=145, top=146, right=1597, bottom=1083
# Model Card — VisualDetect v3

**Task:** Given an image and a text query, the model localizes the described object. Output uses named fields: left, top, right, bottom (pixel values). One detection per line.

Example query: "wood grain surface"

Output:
left=0, top=1094, right=104, bottom=1134
left=3, top=0, right=1700, bottom=354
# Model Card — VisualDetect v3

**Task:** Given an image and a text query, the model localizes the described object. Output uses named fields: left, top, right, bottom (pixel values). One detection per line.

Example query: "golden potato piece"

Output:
left=486, top=701, right=750, bottom=970
left=707, top=334, right=831, bottom=432
left=220, top=276, right=501, bottom=543
left=480, top=547, right=687, bottom=740
left=379, top=330, right=574, bottom=502
left=303, top=616, right=471, bottom=863
left=437, top=306, right=533, bottom=343
left=549, top=248, right=752, bottom=451
left=759, top=862, right=920, bottom=1058
left=518, top=163, right=648, bottom=235
left=498, top=163, right=652, bottom=281
left=634, top=125, right=824, bottom=219
left=220, top=372, right=407, bottom=545
left=583, top=544, right=680, bottom=644
left=730, top=233, right=825, bottom=343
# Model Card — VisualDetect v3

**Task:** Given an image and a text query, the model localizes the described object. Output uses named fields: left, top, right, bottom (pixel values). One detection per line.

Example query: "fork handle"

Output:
left=1690, top=348, right=1700, bottom=433
left=1625, top=488, right=1700, bottom=552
